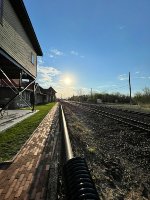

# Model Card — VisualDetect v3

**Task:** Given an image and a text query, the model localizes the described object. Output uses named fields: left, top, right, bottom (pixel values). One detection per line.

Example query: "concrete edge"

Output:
left=0, top=110, right=39, bottom=133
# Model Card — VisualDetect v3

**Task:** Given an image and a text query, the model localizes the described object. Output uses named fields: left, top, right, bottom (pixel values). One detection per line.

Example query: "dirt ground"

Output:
left=63, top=103, right=150, bottom=200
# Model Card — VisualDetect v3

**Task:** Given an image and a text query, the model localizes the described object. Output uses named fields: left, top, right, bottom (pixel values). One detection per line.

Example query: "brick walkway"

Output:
left=0, top=103, right=59, bottom=200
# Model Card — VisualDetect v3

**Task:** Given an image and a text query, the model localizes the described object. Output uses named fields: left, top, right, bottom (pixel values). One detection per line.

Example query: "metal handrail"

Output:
left=60, top=105, right=73, bottom=161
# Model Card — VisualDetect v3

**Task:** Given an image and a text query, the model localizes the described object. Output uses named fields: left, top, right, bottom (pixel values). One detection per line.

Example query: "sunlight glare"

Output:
left=64, top=77, right=72, bottom=85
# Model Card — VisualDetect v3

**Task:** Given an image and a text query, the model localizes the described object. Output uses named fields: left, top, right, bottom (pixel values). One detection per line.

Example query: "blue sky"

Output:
left=24, top=0, right=150, bottom=98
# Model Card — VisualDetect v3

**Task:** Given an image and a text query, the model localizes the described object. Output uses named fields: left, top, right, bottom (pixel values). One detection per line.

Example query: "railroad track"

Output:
left=58, top=105, right=100, bottom=200
left=65, top=101, right=150, bottom=133
left=61, top=101, right=150, bottom=199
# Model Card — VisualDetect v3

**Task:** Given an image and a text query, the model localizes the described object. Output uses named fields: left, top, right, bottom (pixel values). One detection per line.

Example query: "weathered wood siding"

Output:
left=0, top=0, right=37, bottom=77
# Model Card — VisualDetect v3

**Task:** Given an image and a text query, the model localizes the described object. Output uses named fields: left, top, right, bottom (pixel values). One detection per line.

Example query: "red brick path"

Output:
left=0, top=103, right=59, bottom=200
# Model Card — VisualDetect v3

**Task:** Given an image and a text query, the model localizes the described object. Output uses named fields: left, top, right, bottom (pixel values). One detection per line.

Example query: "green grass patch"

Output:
left=139, top=103, right=150, bottom=109
left=86, top=146, right=96, bottom=154
left=0, top=103, right=56, bottom=162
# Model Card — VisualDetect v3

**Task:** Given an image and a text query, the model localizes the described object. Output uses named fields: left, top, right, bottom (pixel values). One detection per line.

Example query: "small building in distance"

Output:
left=97, top=99, right=102, bottom=104
left=42, top=87, right=57, bottom=103
left=0, top=79, right=56, bottom=108
left=34, top=83, right=46, bottom=105
left=36, top=87, right=57, bottom=103
left=35, top=84, right=57, bottom=105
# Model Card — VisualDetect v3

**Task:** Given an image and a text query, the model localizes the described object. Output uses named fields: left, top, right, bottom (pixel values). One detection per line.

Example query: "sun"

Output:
left=61, top=73, right=76, bottom=86
left=64, top=77, right=72, bottom=85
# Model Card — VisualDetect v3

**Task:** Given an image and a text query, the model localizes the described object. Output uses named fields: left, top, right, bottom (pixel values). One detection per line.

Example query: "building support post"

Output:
left=0, top=68, right=35, bottom=113
left=32, top=81, right=35, bottom=112
left=19, top=71, right=22, bottom=90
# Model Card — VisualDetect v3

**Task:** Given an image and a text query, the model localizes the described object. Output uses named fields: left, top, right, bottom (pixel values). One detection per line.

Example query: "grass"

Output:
left=111, top=103, right=150, bottom=113
left=139, top=103, right=150, bottom=110
left=87, top=146, right=96, bottom=154
left=0, top=102, right=56, bottom=162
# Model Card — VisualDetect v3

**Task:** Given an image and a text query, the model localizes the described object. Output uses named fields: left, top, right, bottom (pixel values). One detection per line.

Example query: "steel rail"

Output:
left=102, top=106, right=150, bottom=118
left=93, top=108, right=150, bottom=127
left=73, top=101, right=150, bottom=118
left=69, top=102, right=150, bottom=133
left=97, top=110, right=150, bottom=133
left=95, top=105, right=150, bottom=120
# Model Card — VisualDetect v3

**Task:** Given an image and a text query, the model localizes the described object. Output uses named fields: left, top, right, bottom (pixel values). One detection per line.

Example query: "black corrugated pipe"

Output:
left=60, top=105, right=100, bottom=200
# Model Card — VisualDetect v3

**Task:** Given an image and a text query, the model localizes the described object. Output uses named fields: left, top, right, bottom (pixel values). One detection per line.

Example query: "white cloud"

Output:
left=135, top=76, right=147, bottom=79
left=70, top=50, right=85, bottom=59
left=37, top=66, right=61, bottom=76
left=98, top=84, right=117, bottom=88
left=36, top=65, right=77, bottom=98
left=49, top=54, right=54, bottom=58
left=49, top=49, right=64, bottom=58
left=135, top=71, right=150, bottom=79
left=51, top=49, right=63, bottom=56
left=36, top=65, right=61, bottom=88
left=37, top=57, right=44, bottom=65
left=70, top=50, right=79, bottom=56
left=118, top=74, right=128, bottom=81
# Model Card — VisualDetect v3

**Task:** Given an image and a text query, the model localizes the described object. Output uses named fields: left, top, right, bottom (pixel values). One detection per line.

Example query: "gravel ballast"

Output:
left=62, top=102, right=150, bottom=200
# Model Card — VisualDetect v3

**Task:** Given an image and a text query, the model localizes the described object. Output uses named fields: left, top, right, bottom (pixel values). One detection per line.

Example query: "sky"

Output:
left=24, top=0, right=150, bottom=98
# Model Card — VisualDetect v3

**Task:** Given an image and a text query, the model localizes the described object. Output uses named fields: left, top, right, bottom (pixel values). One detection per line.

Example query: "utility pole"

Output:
left=129, top=72, right=132, bottom=105
left=91, top=88, right=93, bottom=100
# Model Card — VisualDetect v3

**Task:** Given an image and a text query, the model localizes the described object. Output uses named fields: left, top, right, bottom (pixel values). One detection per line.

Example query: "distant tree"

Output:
left=134, top=92, right=142, bottom=104
left=133, top=87, right=150, bottom=104
left=70, top=91, right=132, bottom=104
left=143, top=87, right=150, bottom=96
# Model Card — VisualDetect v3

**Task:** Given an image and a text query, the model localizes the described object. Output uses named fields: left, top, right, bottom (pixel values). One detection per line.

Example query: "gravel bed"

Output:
left=62, top=102, right=150, bottom=200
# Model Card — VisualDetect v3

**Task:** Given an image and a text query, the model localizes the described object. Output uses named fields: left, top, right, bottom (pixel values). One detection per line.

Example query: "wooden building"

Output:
left=0, top=0, right=43, bottom=111
left=0, top=79, right=57, bottom=108
left=35, top=84, right=57, bottom=105
left=40, top=87, right=57, bottom=103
